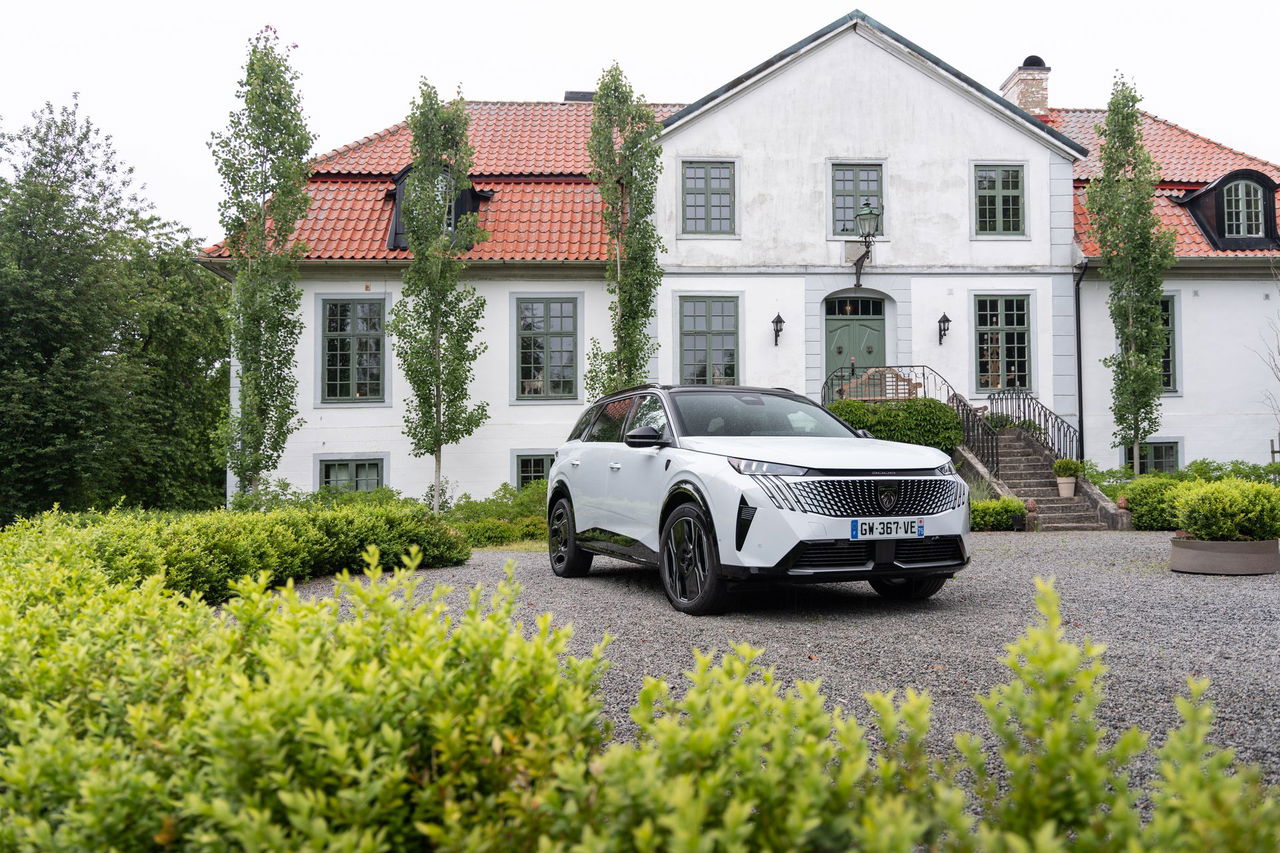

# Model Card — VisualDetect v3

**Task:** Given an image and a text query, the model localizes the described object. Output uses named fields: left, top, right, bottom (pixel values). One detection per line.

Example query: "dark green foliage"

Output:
left=1053, top=458, right=1084, bottom=478
left=827, top=398, right=964, bottom=453
left=210, top=27, right=315, bottom=493
left=1119, top=476, right=1183, bottom=530
left=0, top=505, right=469, bottom=603
left=1175, top=479, right=1280, bottom=542
left=971, top=497, right=1027, bottom=531
left=455, top=518, right=523, bottom=547
left=0, top=99, right=228, bottom=524
left=447, top=479, right=548, bottom=523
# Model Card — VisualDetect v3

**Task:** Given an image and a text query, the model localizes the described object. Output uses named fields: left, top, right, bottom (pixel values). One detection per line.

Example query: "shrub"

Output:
left=970, top=497, right=1026, bottom=531
left=447, top=479, right=549, bottom=524
left=1053, top=458, right=1084, bottom=478
left=1117, top=476, right=1184, bottom=530
left=827, top=398, right=964, bottom=453
left=455, top=518, right=523, bottom=547
left=1175, top=478, right=1280, bottom=542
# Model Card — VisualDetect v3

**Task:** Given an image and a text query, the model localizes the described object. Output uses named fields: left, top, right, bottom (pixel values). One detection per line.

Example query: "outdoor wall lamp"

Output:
left=772, top=313, right=785, bottom=346
left=938, top=312, right=951, bottom=345
left=852, top=204, right=881, bottom=287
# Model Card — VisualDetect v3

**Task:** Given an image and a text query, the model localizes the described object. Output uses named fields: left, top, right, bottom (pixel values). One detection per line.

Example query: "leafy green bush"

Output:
left=1174, top=478, right=1280, bottom=542
left=971, top=497, right=1026, bottom=531
left=447, top=479, right=549, bottom=524
left=1053, top=458, right=1084, bottom=478
left=827, top=398, right=964, bottom=453
left=229, top=481, right=420, bottom=512
left=455, top=518, right=523, bottom=547
left=0, top=505, right=470, bottom=603
left=1118, top=476, right=1185, bottom=530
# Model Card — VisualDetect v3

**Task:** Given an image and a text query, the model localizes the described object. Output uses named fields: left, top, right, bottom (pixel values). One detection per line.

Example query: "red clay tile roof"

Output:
left=1048, top=108, right=1280, bottom=258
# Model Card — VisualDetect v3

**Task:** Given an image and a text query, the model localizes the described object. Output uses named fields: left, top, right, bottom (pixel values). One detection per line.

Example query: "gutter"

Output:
left=1073, top=258, right=1089, bottom=459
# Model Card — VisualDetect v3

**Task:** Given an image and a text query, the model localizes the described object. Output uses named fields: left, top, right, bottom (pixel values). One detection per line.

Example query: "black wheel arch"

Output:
left=548, top=479, right=574, bottom=521
left=660, top=481, right=713, bottom=535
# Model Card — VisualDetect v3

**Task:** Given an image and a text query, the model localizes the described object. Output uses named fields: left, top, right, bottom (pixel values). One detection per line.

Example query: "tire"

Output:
left=659, top=502, right=725, bottom=615
left=548, top=496, right=592, bottom=578
left=869, top=576, right=947, bottom=601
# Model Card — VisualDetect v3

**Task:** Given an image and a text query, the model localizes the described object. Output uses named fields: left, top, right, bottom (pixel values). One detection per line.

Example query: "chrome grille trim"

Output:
left=759, top=476, right=965, bottom=517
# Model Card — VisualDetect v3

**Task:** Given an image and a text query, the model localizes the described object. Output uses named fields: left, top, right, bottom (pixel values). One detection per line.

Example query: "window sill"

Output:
left=315, top=400, right=392, bottom=408
left=510, top=398, right=584, bottom=406
left=970, top=234, right=1031, bottom=241
left=676, top=233, right=741, bottom=241
left=827, top=235, right=888, bottom=243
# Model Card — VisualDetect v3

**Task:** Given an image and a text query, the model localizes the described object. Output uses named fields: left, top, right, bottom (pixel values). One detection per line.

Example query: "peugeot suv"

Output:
left=546, top=385, right=971, bottom=614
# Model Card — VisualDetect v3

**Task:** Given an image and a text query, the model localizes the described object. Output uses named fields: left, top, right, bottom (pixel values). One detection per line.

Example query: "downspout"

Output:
left=1073, top=259, right=1089, bottom=459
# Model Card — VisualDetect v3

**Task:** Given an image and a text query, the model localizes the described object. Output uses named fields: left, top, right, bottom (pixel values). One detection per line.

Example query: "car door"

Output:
left=573, top=395, right=636, bottom=535
left=608, top=394, right=675, bottom=555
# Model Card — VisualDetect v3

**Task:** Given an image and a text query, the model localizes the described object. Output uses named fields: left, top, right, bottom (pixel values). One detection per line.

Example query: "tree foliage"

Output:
left=210, top=27, right=314, bottom=493
left=583, top=63, right=664, bottom=398
left=1085, top=77, right=1176, bottom=461
left=386, top=81, right=488, bottom=512
left=0, top=98, right=228, bottom=523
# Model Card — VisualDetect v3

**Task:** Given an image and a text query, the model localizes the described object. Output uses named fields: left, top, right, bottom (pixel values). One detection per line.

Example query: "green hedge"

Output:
left=1119, top=476, right=1184, bottom=530
left=0, top=505, right=470, bottom=603
left=827, top=398, right=964, bottom=453
left=971, top=497, right=1026, bottom=531
left=0, top=550, right=1274, bottom=850
left=1175, top=479, right=1280, bottom=542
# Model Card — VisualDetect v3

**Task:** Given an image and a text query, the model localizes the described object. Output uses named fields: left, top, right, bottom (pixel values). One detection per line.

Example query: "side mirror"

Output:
left=854, top=428, right=876, bottom=439
left=624, top=425, right=668, bottom=448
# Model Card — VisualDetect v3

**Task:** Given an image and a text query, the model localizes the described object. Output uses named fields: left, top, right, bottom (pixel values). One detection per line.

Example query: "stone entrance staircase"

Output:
left=997, top=434, right=1107, bottom=531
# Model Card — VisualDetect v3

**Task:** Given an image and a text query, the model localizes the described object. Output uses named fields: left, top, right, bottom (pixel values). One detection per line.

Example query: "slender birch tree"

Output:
left=387, top=81, right=488, bottom=511
left=583, top=63, right=664, bottom=398
left=1085, top=76, right=1176, bottom=471
left=210, top=27, right=314, bottom=494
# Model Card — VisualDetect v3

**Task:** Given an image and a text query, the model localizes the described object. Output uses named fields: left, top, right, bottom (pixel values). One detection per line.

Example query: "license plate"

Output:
left=851, top=518, right=925, bottom=539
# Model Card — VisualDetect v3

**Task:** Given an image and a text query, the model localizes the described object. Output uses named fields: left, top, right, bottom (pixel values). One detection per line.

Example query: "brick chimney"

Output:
left=1000, top=56, right=1050, bottom=115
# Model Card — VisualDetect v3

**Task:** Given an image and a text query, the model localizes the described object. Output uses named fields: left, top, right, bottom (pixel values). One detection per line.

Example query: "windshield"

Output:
left=670, top=391, right=857, bottom=438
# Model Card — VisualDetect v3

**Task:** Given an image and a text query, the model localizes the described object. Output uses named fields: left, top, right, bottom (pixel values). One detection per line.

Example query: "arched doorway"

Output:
left=824, top=295, right=885, bottom=377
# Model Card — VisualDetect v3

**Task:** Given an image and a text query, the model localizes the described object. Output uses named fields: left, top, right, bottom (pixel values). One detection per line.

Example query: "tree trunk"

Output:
left=1132, top=438, right=1141, bottom=475
left=433, top=448, right=442, bottom=514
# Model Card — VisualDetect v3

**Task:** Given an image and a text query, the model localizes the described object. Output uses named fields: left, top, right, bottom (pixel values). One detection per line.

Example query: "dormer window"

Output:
left=386, top=166, right=492, bottom=251
left=1224, top=180, right=1264, bottom=237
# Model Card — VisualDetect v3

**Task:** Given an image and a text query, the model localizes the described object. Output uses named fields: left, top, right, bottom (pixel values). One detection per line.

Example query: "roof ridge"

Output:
left=312, top=121, right=407, bottom=169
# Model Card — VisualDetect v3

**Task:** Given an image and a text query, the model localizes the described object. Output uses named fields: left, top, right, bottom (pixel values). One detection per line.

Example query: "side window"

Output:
left=567, top=405, right=599, bottom=441
left=682, top=161, right=735, bottom=234
left=322, top=299, right=385, bottom=402
left=583, top=397, right=636, bottom=443
left=975, top=165, right=1024, bottom=235
left=627, top=395, right=670, bottom=440
left=321, top=459, right=383, bottom=491
left=515, top=454, right=555, bottom=488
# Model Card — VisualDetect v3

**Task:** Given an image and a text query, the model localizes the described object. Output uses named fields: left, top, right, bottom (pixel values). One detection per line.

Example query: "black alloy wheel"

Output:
left=659, top=503, right=725, bottom=615
left=869, top=576, right=947, bottom=600
left=548, top=497, right=592, bottom=578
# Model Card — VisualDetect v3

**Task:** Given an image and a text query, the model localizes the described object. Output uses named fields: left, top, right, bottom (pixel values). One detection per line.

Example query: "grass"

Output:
left=474, top=538, right=546, bottom=553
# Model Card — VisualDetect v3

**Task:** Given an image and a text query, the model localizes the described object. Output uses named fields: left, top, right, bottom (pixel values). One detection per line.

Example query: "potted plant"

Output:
left=1052, top=458, right=1083, bottom=498
left=1169, top=479, right=1280, bottom=575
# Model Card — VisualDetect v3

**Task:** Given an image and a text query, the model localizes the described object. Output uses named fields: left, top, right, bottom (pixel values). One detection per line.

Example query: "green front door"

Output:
left=824, top=297, right=885, bottom=376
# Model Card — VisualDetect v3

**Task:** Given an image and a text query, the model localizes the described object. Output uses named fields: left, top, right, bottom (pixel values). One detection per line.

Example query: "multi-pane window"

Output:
left=680, top=297, right=738, bottom=385
left=321, top=459, right=383, bottom=491
left=517, top=298, right=577, bottom=399
left=975, top=165, right=1024, bottom=235
left=515, top=454, right=554, bottom=489
left=1224, top=180, right=1264, bottom=237
left=323, top=300, right=384, bottom=402
left=682, top=162, right=735, bottom=234
left=1160, top=296, right=1176, bottom=391
left=975, top=295, right=1030, bottom=390
left=825, top=297, right=884, bottom=317
left=832, top=164, right=883, bottom=235
left=1125, top=442, right=1179, bottom=475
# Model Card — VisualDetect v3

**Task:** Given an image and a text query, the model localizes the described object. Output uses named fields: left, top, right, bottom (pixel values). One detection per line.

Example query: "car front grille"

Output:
left=753, top=475, right=965, bottom=517
left=789, top=536, right=963, bottom=571
left=894, top=537, right=963, bottom=565
left=792, top=540, right=874, bottom=569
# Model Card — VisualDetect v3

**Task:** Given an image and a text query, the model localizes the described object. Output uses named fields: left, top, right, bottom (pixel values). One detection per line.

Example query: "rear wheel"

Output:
left=659, top=503, right=725, bottom=615
left=869, top=576, right=947, bottom=600
left=548, top=497, right=592, bottom=578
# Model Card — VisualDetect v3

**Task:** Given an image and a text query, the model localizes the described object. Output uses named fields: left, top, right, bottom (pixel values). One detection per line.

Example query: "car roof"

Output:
left=592, top=384, right=804, bottom=404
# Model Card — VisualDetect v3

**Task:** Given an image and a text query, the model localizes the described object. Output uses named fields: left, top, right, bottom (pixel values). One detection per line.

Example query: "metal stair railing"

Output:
left=986, top=389, right=1081, bottom=461
left=821, top=364, right=1000, bottom=478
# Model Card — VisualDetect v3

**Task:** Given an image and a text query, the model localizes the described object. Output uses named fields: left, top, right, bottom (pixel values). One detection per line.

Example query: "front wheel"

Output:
left=869, top=576, right=947, bottom=601
left=548, top=497, right=592, bottom=578
left=659, top=503, right=725, bottom=615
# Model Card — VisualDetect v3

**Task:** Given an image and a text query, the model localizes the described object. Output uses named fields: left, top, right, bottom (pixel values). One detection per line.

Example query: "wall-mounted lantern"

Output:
left=852, top=204, right=882, bottom=287
left=937, top=312, right=951, bottom=345
left=772, top=313, right=785, bottom=346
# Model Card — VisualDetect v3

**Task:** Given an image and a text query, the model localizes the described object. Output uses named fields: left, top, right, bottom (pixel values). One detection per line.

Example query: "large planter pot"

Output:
left=1169, top=538, right=1280, bottom=575
left=1056, top=476, right=1076, bottom=498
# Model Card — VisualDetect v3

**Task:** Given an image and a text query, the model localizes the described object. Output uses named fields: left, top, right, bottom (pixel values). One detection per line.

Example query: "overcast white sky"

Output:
left=4, top=0, right=1277, bottom=243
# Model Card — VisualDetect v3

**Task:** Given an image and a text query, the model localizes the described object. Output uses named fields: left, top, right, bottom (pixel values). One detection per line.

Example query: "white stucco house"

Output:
left=203, top=10, right=1280, bottom=499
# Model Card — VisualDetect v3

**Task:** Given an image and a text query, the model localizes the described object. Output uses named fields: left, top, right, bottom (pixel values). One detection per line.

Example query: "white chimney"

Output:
left=1000, top=55, right=1050, bottom=115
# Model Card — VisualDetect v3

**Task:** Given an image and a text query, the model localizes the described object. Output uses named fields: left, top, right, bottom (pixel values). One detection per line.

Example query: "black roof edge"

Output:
left=661, top=9, right=1089, bottom=159
left=1174, top=168, right=1280, bottom=205
left=594, top=383, right=810, bottom=402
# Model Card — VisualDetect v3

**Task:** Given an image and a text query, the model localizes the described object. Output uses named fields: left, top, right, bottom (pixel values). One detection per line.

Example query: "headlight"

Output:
left=728, top=457, right=810, bottom=476
left=935, top=461, right=957, bottom=477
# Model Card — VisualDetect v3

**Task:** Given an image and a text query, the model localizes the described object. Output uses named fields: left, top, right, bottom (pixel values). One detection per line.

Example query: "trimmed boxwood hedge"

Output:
left=971, top=497, right=1026, bottom=531
left=827, top=398, right=964, bottom=453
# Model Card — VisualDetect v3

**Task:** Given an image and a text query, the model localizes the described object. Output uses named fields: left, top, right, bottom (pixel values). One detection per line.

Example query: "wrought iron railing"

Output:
left=986, top=389, right=1081, bottom=461
left=821, top=364, right=1000, bottom=478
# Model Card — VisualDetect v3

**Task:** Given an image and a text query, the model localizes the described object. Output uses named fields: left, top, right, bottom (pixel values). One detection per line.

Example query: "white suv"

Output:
left=547, top=385, right=970, bottom=614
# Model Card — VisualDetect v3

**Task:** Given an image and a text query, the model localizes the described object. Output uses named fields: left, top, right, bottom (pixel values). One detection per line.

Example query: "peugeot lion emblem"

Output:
left=877, top=482, right=899, bottom=512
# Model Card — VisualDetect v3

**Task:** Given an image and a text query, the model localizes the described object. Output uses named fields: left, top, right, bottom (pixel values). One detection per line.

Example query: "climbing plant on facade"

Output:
left=583, top=63, right=664, bottom=398
left=210, top=27, right=314, bottom=494
left=386, top=81, right=489, bottom=512
left=1085, top=76, right=1175, bottom=469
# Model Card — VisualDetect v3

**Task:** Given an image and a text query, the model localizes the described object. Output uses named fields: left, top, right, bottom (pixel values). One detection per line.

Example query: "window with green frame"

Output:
left=515, top=454, right=554, bottom=488
left=680, top=297, right=738, bottom=385
left=1124, top=442, right=1179, bottom=475
left=975, top=165, right=1024, bottom=235
left=975, top=295, right=1030, bottom=390
left=321, top=459, right=383, bottom=491
left=682, top=161, right=734, bottom=234
left=323, top=299, right=384, bottom=402
left=1160, top=296, right=1176, bottom=391
left=517, top=298, right=577, bottom=399
left=832, top=164, right=883, bottom=236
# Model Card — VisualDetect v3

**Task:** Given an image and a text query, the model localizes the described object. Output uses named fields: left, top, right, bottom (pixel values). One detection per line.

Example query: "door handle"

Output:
left=569, top=459, right=581, bottom=467
left=609, top=463, right=622, bottom=471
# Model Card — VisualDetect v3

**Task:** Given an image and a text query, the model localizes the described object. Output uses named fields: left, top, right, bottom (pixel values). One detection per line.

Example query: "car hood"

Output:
left=679, top=436, right=950, bottom=471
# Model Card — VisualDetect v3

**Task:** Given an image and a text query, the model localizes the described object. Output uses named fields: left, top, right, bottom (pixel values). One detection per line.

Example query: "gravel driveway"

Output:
left=295, top=531, right=1280, bottom=784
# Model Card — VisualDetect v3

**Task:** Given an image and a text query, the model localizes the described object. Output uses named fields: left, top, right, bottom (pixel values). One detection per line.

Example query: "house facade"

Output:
left=204, top=10, right=1280, bottom=498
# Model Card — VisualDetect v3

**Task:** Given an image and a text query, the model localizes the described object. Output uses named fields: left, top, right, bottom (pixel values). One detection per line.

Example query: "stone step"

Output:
left=1010, top=486, right=1060, bottom=498
left=1001, top=477, right=1058, bottom=489
left=1039, top=522, right=1110, bottom=531
left=1028, top=496, right=1089, bottom=508
left=1000, top=461, right=1051, bottom=472
left=1035, top=511, right=1102, bottom=524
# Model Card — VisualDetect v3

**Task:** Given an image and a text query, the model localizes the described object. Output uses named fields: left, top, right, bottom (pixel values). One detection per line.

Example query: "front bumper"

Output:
left=720, top=534, right=969, bottom=583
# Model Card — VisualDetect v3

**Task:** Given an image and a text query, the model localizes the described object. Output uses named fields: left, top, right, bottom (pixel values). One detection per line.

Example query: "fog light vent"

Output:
left=735, top=497, right=757, bottom=551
